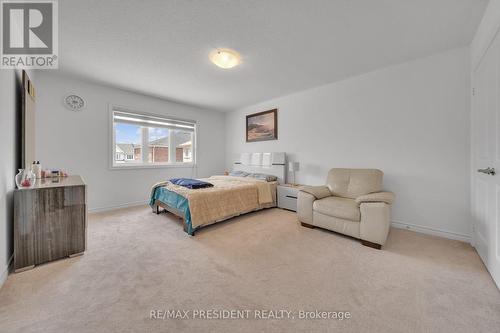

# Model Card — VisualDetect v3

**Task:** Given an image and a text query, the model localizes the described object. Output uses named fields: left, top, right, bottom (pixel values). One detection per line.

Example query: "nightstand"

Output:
left=277, top=184, right=301, bottom=211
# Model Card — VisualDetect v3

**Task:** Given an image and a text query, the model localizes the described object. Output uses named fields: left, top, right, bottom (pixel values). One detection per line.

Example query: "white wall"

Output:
left=226, top=47, right=471, bottom=240
left=36, top=72, right=225, bottom=211
left=0, top=69, right=33, bottom=287
left=471, top=0, right=500, bottom=70
left=0, top=70, right=17, bottom=287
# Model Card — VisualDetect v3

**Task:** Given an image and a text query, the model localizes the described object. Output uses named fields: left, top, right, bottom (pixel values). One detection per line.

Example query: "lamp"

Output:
left=209, top=48, right=241, bottom=69
left=288, top=162, right=300, bottom=185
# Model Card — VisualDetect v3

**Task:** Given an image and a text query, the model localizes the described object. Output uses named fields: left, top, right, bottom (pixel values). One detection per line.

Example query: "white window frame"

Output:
left=109, top=104, right=197, bottom=170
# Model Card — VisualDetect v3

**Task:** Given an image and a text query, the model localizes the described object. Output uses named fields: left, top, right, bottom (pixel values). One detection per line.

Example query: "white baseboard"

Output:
left=0, top=255, right=13, bottom=290
left=391, top=220, right=471, bottom=243
left=88, top=200, right=149, bottom=213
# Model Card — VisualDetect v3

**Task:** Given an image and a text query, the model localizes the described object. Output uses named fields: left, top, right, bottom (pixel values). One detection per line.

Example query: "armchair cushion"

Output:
left=299, top=185, right=331, bottom=199
left=313, top=196, right=360, bottom=222
left=355, top=191, right=394, bottom=206
left=326, top=169, right=383, bottom=199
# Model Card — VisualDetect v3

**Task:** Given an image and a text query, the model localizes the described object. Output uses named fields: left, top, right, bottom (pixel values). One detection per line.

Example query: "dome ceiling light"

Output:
left=209, top=48, right=241, bottom=69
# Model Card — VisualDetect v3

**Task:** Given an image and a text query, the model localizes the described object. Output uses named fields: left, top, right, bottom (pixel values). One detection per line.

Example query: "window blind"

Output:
left=112, top=107, right=195, bottom=131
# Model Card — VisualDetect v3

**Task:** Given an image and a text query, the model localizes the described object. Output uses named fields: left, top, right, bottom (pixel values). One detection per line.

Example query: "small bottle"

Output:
left=37, top=161, right=42, bottom=179
left=31, top=161, right=37, bottom=178
left=32, top=161, right=42, bottom=179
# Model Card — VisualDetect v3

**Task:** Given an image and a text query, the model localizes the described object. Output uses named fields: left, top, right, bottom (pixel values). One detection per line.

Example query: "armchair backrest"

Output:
left=326, top=168, right=383, bottom=199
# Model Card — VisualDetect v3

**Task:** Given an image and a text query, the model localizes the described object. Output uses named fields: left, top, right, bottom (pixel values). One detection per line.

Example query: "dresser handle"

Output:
left=286, top=195, right=297, bottom=199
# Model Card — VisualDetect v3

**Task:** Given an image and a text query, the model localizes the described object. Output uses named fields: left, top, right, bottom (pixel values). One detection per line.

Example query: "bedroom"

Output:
left=0, top=0, right=499, bottom=332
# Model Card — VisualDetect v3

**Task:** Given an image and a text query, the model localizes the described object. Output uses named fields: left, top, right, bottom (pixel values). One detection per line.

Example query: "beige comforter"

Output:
left=151, top=176, right=276, bottom=228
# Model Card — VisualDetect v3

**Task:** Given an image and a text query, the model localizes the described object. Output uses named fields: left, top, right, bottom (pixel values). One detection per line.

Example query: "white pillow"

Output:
left=247, top=173, right=277, bottom=182
left=228, top=170, right=249, bottom=177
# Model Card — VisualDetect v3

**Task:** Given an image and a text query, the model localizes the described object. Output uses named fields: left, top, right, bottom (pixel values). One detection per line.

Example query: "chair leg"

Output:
left=361, top=240, right=382, bottom=250
left=300, top=222, right=315, bottom=229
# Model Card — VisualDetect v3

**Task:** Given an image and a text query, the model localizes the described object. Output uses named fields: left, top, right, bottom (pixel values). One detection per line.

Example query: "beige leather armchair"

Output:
left=297, top=168, right=394, bottom=249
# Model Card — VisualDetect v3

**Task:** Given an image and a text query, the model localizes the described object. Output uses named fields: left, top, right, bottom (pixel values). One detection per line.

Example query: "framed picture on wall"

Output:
left=246, top=109, right=278, bottom=142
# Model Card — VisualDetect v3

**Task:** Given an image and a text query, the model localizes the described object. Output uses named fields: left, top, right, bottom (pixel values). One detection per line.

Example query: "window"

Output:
left=111, top=106, right=196, bottom=168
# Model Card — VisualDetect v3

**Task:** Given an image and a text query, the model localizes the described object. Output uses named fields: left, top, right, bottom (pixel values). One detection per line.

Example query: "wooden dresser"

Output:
left=14, top=175, right=87, bottom=272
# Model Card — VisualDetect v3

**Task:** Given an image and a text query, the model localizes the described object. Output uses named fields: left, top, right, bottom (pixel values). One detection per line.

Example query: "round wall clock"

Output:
left=64, top=94, right=86, bottom=111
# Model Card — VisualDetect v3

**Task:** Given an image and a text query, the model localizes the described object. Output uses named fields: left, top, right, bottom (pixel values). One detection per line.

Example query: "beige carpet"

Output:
left=0, top=206, right=498, bottom=333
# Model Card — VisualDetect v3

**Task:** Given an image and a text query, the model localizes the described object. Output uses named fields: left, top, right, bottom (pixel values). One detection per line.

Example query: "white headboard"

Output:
left=233, top=152, right=287, bottom=184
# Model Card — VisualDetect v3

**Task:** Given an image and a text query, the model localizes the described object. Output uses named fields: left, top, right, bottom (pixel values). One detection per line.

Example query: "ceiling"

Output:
left=58, top=0, right=488, bottom=111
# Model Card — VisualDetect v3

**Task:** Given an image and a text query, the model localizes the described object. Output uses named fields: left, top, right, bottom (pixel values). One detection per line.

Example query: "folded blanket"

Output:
left=169, top=178, right=214, bottom=189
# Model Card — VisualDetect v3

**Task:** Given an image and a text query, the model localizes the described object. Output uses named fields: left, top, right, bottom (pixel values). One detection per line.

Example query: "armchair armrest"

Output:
left=298, top=185, right=331, bottom=199
left=356, top=191, right=394, bottom=205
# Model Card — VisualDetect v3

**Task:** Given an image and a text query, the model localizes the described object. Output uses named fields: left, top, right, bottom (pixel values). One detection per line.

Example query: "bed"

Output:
left=150, top=152, right=286, bottom=235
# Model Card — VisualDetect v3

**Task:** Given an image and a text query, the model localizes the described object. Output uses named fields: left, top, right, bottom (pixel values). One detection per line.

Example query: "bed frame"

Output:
left=233, top=152, right=287, bottom=184
left=152, top=199, right=190, bottom=233
left=152, top=152, right=287, bottom=235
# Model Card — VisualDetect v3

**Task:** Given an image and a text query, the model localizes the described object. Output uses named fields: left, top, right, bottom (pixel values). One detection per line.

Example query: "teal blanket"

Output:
left=150, top=186, right=194, bottom=235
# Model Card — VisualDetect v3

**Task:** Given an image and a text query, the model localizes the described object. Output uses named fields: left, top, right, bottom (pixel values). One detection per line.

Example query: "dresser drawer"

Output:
left=277, top=185, right=299, bottom=211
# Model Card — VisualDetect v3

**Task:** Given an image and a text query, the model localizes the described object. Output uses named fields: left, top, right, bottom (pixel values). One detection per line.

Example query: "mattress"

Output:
left=150, top=176, right=277, bottom=234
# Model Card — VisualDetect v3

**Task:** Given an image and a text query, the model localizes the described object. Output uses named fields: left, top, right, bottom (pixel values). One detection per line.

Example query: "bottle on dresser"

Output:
left=31, top=161, right=42, bottom=179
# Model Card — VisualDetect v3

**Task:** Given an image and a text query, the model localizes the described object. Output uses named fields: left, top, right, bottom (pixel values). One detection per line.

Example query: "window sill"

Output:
left=110, top=163, right=196, bottom=170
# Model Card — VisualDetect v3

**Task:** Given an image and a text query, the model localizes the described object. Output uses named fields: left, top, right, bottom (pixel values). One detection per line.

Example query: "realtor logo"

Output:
left=1, top=0, right=58, bottom=69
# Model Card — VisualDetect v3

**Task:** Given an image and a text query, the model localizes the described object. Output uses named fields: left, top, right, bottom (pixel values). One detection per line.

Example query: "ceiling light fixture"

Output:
left=209, top=48, right=241, bottom=69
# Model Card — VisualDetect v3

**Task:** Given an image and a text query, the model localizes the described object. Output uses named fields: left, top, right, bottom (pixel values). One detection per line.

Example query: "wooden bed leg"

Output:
left=183, top=224, right=195, bottom=236
left=361, top=240, right=382, bottom=250
left=154, top=204, right=160, bottom=214
left=300, top=222, right=315, bottom=229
